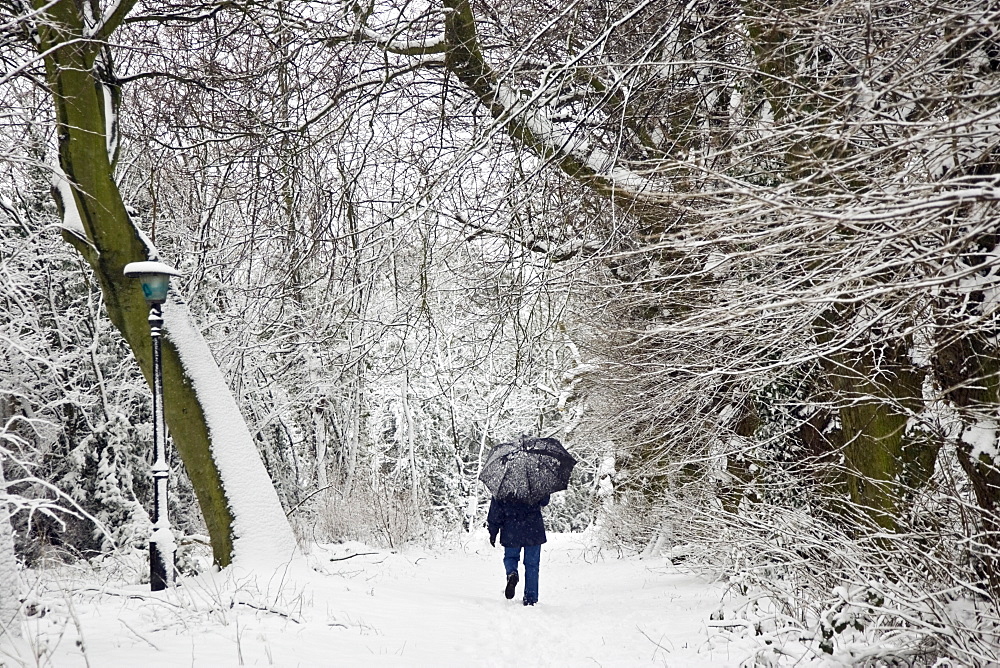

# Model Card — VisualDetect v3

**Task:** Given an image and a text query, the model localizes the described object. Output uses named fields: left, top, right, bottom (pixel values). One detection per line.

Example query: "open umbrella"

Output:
left=479, top=435, right=577, bottom=505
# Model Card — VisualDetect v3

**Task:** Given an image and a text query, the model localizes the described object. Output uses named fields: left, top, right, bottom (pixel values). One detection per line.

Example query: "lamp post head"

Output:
left=123, top=261, right=182, bottom=305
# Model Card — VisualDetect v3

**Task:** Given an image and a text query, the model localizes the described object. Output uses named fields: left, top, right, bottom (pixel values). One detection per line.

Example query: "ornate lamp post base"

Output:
left=149, top=533, right=175, bottom=591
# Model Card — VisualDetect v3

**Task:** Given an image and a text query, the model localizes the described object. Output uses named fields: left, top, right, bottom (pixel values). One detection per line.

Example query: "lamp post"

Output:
left=123, top=261, right=181, bottom=591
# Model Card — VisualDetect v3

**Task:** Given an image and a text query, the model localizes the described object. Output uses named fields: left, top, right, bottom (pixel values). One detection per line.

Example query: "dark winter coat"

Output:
left=487, top=495, right=549, bottom=548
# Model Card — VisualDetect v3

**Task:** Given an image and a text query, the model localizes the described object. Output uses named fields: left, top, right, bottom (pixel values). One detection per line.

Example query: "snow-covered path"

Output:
left=315, top=534, right=737, bottom=667
left=8, top=533, right=748, bottom=667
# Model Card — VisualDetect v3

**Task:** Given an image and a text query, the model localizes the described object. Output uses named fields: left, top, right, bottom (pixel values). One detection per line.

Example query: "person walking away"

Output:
left=487, top=494, right=549, bottom=606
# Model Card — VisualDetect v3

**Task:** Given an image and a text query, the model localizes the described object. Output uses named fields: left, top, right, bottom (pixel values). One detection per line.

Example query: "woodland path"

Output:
left=16, top=533, right=746, bottom=667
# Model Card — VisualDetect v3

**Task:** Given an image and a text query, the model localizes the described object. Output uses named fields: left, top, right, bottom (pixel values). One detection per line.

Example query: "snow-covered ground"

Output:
left=2, top=532, right=756, bottom=667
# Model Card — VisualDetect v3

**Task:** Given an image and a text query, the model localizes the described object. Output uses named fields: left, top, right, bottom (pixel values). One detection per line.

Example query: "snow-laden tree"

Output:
left=2, top=0, right=298, bottom=568
left=325, top=0, right=1000, bottom=601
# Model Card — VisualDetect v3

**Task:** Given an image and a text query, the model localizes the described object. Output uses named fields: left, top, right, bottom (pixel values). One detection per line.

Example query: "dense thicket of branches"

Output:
left=2, top=0, right=1000, bottom=662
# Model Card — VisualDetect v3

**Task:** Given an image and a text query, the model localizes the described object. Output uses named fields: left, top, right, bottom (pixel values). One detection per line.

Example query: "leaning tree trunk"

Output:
left=33, top=0, right=296, bottom=567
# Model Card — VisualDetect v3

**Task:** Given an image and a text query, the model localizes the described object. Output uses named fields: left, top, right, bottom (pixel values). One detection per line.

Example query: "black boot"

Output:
left=504, top=571, right=519, bottom=600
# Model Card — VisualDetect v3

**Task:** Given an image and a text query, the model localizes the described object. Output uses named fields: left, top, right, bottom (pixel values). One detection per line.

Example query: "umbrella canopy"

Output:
left=479, top=435, right=577, bottom=505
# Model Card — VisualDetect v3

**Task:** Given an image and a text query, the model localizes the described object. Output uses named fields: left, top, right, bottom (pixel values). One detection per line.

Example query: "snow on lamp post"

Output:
left=123, top=261, right=181, bottom=591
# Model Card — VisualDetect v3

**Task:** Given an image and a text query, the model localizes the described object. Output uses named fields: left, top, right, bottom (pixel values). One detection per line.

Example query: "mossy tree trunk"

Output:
left=812, top=305, right=934, bottom=533
left=743, top=0, right=940, bottom=530
left=32, top=0, right=291, bottom=567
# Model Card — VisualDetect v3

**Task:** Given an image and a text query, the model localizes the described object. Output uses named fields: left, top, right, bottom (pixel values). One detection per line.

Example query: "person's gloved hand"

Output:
left=489, top=533, right=497, bottom=547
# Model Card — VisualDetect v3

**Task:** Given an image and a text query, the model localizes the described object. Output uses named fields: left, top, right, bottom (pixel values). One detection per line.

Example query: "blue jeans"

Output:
left=503, top=544, right=541, bottom=602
